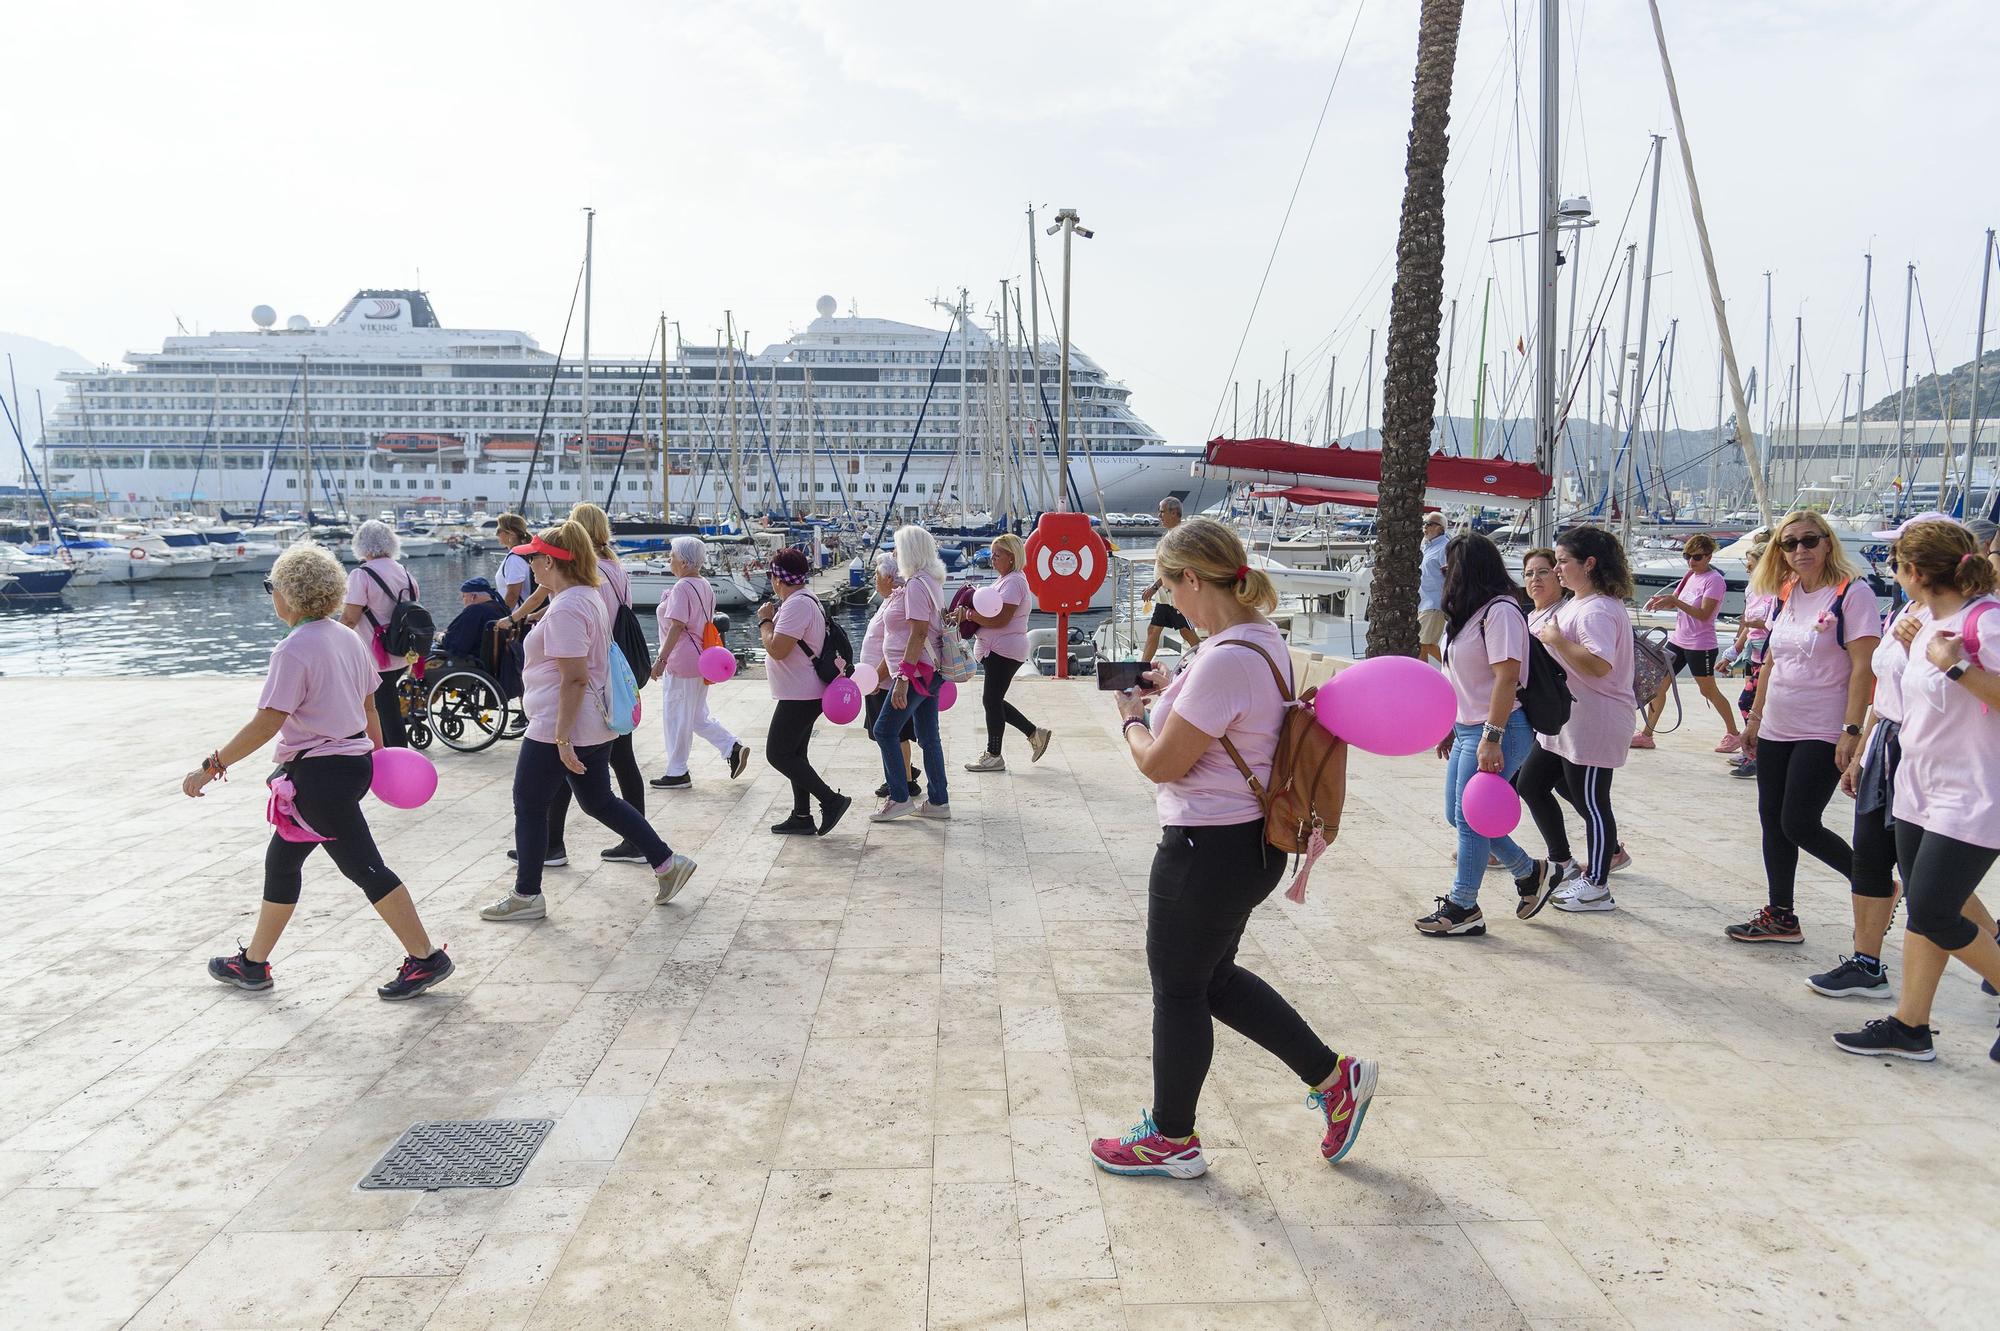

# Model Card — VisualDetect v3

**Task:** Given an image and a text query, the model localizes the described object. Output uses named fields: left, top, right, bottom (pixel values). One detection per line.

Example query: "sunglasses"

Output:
left=261, top=578, right=274, bottom=594
left=1685, top=553, right=1709, bottom=561
left=1779, top=534, right=1824, bottom=553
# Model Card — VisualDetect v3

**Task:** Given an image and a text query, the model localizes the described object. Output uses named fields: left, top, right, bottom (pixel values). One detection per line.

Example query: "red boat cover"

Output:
left=1205, top=437, right=1549, bottom=501
left=1244, top=486, right=1441, bottom=512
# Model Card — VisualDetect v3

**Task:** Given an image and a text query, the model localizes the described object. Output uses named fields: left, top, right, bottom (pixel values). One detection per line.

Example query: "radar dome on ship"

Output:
left=251, top=305, right=276, bottom=328
left=286, top=315, right=311, bottom=331
left=815, top=295, right=837, bottom=318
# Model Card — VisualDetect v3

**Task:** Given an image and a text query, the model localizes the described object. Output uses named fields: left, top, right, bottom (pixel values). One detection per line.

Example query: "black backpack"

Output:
left=612, top=603, right=652, bottom=692
left=1477, top=598, right=1571, bottom=736
left=360, top=566, right=436, bottom=661
left=799, top=596, right=854, bottom=685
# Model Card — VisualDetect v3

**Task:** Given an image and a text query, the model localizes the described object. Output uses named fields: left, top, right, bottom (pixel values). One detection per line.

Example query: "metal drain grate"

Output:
left=358, top=1118, right=555, bottom=1191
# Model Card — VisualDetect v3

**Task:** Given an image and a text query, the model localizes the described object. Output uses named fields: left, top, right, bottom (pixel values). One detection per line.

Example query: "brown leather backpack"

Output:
left=1213, top=640, right=1349, bottom=859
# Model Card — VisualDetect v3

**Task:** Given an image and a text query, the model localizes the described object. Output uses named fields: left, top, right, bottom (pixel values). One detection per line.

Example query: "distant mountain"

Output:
left=0, top=333, right=93, bottom=486
left=1860, top=348, right=2000, bottom=423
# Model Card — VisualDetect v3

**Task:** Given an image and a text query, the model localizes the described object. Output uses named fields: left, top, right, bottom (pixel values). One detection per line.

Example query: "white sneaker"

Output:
left=1555, top=884, right=1616, bottom=912
left=1550, top=876, right=1586, bottom=904
left=1029, top=728, right=1054, bottom=762
left=653, top=853, right=697, bottom=905
left=870, top=798, right=917, bottom=822
left=480, top=891, right=546, bottom=922
left=915, top=801, right=952, bottom=820
left=965, top=752, right=1005, bottom=773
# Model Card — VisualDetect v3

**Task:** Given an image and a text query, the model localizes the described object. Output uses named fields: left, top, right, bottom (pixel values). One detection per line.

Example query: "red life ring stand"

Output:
left=1023, top=511, right=1109, bottom=679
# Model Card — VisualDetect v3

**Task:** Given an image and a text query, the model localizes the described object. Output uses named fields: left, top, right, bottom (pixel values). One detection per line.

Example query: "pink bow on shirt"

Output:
left=266, top=775, right=332, bottom=844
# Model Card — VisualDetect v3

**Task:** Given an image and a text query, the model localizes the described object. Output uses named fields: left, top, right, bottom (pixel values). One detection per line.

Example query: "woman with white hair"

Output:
left=859, top=551, right=919, bottom=796
left=183, top=543, right=452, bottom=1001
left=651, top=534, right=750, bottom=791
left=871, top=524, right=950, bottom=822
left=953, top=531, right=1052, bottom=772
left=341, top=519, right=419, bottom=749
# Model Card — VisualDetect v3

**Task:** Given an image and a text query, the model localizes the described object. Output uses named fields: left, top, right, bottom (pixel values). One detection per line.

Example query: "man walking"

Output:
left=1418, top=512, right=1449, bottom=664
left=1141, top=496, right=1201, bottom=663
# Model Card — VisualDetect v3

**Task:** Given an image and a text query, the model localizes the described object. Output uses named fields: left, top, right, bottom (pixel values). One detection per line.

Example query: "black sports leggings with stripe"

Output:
left=1754, top=737, right=1851, bottom=913
left=1516, top=745, right=1618, bottom=887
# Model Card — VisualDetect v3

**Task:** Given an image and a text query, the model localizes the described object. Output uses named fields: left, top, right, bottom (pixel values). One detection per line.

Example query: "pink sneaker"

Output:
left=1629, top=733, right=1656, bottom=750
left=1716, top=734, right=1743, bottom=754
left=1308, top=1055, right=1378, bottom=1164
left=1088, top=1111, right=1207, bottom=1179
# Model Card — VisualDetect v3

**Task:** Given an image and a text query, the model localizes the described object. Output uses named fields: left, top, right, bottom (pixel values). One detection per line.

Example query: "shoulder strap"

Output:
left=1212, top=639, right=1295, bottom=805
left=1963, top=599, right=1996, bottom=659
left=357, top=564, right=403, bottom=630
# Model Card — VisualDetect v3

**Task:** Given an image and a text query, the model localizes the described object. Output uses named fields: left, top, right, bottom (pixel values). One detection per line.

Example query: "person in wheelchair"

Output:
left=439, top=577, right=512, bottom=660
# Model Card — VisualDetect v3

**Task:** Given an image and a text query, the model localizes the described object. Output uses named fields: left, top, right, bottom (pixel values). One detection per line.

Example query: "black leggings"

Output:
left=1516, top=745, right=1618, bottom=886
left=513, top=738, right=668, bottom=894
left=374, top=668, right=408, bottom=749
left=1851, top=724, right=1902, bottom=900
left=863, top=688, right=916, bottom=744
left=546, top=731, right=644, bottom=849
left=1148, top=819, right=1338, bottom=1140
left=981, top=653, right=1037, bottom=755
left=767, top=699, right=838, bottom=816
left=264, top=755, right=401, bottom=905
left=1754, top=737, right=1850, bottom=912
left=1897, top=822, right=1999, bottom=952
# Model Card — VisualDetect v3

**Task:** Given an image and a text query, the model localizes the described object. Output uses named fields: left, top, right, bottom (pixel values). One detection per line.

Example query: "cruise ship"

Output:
left=38, top=290, right=1197, bottom=522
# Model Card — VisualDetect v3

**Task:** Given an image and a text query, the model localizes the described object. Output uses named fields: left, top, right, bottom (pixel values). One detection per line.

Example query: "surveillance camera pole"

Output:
left=1054, top=208, right=1086, bottom=513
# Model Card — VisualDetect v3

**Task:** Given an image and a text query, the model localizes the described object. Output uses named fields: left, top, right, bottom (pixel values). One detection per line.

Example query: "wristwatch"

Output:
left=1841, top=724, right=1862, bottom=737
left=1481, top=724, right=1504, bottom=743
left=1946, top=662, right=1970, bottom=682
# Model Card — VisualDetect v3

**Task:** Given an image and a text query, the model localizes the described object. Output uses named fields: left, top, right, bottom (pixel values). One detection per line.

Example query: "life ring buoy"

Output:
left=130, top=547, right=147, bottom=560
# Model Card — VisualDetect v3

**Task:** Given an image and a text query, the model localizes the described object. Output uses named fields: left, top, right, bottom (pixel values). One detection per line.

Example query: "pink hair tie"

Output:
left=1962, top=553, right=1978, bottom=567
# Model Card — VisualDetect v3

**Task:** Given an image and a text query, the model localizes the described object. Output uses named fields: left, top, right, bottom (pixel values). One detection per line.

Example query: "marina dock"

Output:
left=3, top=674, right=1995, bottom=1329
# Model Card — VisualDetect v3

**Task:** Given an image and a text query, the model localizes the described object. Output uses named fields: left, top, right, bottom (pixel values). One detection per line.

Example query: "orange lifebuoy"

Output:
left=130, top=547, right=147, bottom=560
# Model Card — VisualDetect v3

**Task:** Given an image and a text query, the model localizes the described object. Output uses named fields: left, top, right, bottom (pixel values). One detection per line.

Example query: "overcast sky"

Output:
left=5, top=0, right=1994, bottom=455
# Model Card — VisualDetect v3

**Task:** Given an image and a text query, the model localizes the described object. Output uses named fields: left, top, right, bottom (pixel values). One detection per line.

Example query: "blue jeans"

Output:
left=1445, top=714, right=1534, bottom=907
left=874, top=684, right=948, bottom=806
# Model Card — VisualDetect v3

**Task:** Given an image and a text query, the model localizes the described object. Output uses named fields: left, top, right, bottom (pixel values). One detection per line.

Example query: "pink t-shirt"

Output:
left=1894, top=596, right=2000, bottom=849
left=259, top=617, right=380, bottom=762
left=658, top=575, right=715, bottom=679
left=858, top=587, right=902, bottom=683
left=345, top=558, right=418, bottom=673
left=1742, top=591, right=1778, bottom=661
left=593, top=557, right=631, bottom=620
left=1539, top=594, right=1633, bottom=769
left=1447, top=598, right=1529, bottom=726
left=880, top=572, right=940, bottom=669
left=520, top=586, right=615, bottom=747
left=1669, top=568, right=1727, bottom=651
left=1151, top=621, right=1291, bottom=828
left=766, top=591, right=827, bottom=701
left=1759, top=580, right=1882, bottom=743
left=1870, top=604, right=1927, bottom=727
left=976, top=570, right=1032, bottom=663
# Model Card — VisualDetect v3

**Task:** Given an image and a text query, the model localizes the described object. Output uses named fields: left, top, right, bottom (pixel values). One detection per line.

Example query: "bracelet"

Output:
left=1123, top=717, right=1150, bottom=737
left=202, top=751, right=227, bottom=778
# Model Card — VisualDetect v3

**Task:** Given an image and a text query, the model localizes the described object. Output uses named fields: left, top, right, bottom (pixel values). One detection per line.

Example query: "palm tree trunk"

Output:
left=1366, top=0, right=1466, bottom=659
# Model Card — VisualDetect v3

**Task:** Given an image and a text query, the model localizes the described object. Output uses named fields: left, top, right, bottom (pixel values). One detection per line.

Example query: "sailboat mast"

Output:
left=1610, top=244, right=1636, bottom=513
left=1026, top=209, right=1052, bottom=507
left=1362, top=327, right=1376, bottom=448
left=1532, top=0, right=1561, bottom=542
left=1761, top=272, right=1773, bottom=471
left=1622, top=134, right=1664, bottom=548
left=659, top=315, right=671, bottom=521
left=1963, top=228, right=1995, bottom=513
left=1440, top=302, right=1455, bottom=452
left=956, top=290, right=971, bottom=515
left=1853, top=252, right=1873, bottom=506
left=580, top=207, right=595, bottom=507
left=1894, top=263, right=1915, bottom=515
left=723, top=313, right=739, bottom=523
left=1792, top=315, right=1804, bottom=507
left=300, top=355, right=312, bottom=523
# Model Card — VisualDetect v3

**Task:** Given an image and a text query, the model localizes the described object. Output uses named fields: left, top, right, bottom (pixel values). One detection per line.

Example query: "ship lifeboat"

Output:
left=375, top=432, right=460, bottom=455
left=480, top=434, right=542, bottom=459
left=562, top=433, right=650, bottom=457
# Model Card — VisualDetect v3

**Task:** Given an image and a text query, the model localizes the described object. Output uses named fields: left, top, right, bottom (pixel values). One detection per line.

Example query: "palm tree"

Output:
left=1365, top=0, right=1466, bottom=659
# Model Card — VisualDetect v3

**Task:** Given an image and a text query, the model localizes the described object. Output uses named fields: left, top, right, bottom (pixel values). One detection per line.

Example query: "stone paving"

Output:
left=3, top=674, right=1996, bottom=1330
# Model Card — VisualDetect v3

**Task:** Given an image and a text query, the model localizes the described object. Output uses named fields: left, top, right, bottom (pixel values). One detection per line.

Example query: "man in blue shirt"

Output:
left=439, top=576, right=511, bottom=659
left=1417, top=513, right=1448, bottom=664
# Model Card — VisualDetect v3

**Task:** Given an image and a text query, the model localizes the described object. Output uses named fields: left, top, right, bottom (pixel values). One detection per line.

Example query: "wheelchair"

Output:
left=394, top=631, right=522, bottom=754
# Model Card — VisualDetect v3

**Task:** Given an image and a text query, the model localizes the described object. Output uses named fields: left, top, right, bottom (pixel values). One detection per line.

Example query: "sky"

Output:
left=4, top=0, right=1996, bottom=476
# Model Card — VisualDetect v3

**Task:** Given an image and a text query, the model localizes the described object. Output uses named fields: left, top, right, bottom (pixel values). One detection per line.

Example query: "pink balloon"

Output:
left=1313, top=655, right=1454, bottom=757
left=937, top=679, right=958, bottom=711
left=1461, top=771, right=1522, bottom=838
left=851, top=662, right=879, bottom=694
left=972, top=584, right=1005, bottom=618
left=699, top=645, right=737, bottom=683
left=822, top=676, right=862, bottom=725
left=370, top=746, right=438, bottom=810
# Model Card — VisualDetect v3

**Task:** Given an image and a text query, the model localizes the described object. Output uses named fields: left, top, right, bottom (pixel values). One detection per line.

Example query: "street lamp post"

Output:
left=1047, top=208, right=1093, bottom=512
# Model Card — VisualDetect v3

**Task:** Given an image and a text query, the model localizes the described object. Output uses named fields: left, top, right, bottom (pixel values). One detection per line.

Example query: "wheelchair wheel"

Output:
left=429, top=669, right=509, bottom=753
left=407, top=718, right=434, bottom=750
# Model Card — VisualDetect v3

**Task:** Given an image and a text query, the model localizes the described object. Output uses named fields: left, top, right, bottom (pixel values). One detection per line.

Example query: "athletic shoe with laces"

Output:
left=728, top=742, right=751, bottom=779
left=915, top=801, right=952, bottom=821
left=1309, top=1054, right=1378, bottom=1164
left=1985, top=927, right=1999, bottom=996
left=1414, top=897, right=1485, bottom=937
left=506, top=848, right=568, bottom=867
left=1515, top=861, right=1558, bottom=920
left=1088, top=1110, right=1207, bottom=1178
left=870, top=797, right=917, bottom=822
left=600, top=842, right=649, bottom=863
left=1608, top=847, right=1632, bottom=874
left=650, top=772, right=692, bottom=791
left=1807, top=954, right=1892, bottom=999
left=653, top=853, right=697, bottom=905
left=770, top=813, right=818, bottom=836
left=1029, top=727, right=1054, bottom=762
left=1732, top=759, right=1759, bottom=779
left=1832, top=1016, right=1936, bottom=1061
left=377, top=948, right=453, bottom=1001
left=1716, top=733, right=1744, bottom=754
left=1725, top=906, right=1803, bottom=943
left=965, top=752, right=1005, bottom=772
left=1630, top=732, right=1656, bottom=749
left=208, top=948, right=273, bottom=991
left=875, top=766, right=920, bottom=799
left=480, top=891, right=546, bottom=922
left=1555, top=882, right=1616, bottom=912
left=818, top=793, right=852, bottom=837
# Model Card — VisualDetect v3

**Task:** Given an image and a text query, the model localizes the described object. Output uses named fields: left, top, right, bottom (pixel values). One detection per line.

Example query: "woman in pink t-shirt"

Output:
left=952, top=532, right=1052, bottom=773
left=1728, top=512, right=1880, bottom=944
left=757, top=546, right=851, bottom=837
left=181, top=543, right=451, bottom=1001
left=481, top=522, right=695, bottom=922
left=858, top=553, right=920, bottom=797
left=1091, top=517, right=1376, bottom=1182
left=650, top=535, right=749, bottom=792
left=1638, top=533, right=1740, bottom=752
left=1833, top=519, right=2000, bottom=1061
left=339, top=520, right=420, bottom=749
left=1517, top=526, right=1634, bottom=912
left=869, top=525, right=951, bottom=822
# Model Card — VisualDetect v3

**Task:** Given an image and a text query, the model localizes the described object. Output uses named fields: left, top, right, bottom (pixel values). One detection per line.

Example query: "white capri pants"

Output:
left=661, top=671, right=739, bottom=777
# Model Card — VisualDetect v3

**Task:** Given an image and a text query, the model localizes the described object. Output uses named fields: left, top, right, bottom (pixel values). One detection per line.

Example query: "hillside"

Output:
left=1861, top=348, right=2000, bottom=422
left=0, top=332, right=94, bottom=485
